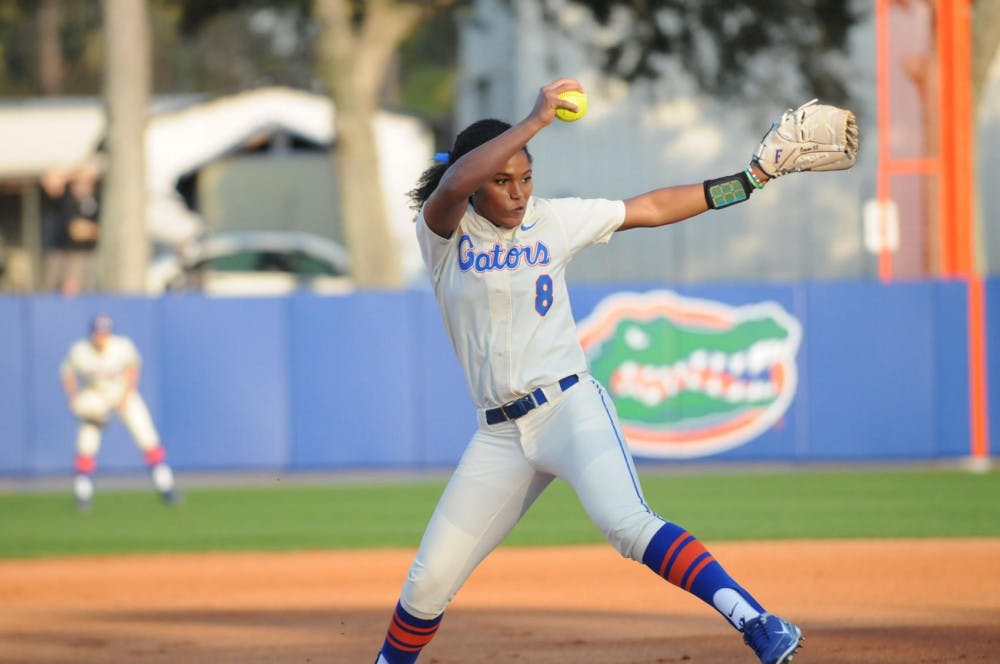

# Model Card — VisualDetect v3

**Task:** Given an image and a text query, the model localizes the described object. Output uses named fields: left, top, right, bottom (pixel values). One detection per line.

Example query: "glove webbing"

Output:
left=703, top=170, right=760, bottom=210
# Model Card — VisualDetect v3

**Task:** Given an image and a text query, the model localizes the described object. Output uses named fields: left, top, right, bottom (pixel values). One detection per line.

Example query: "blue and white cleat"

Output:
left=741, top=613, right=803, bottom=664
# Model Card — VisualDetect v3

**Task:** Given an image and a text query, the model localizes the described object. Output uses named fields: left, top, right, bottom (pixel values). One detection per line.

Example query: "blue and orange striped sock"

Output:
left=377, top=601, right=442, bottom=664
left=642, top=522, right=765, bottom=630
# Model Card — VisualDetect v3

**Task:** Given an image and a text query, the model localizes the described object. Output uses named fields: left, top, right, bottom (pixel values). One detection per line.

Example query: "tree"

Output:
left=312, top=0, right=458, bottom=287
left=99, top=0, right=151, bottom=292
left=175, top=0, right=460, bottom=288
left=541, top=0, right=865, bottom=107
left=37, top=0, right=63, bottom=94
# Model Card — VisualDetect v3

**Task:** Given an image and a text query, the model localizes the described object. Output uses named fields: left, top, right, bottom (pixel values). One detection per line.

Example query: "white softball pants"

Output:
left=76, top=390, right=161, bottom=456
left=400, top=375, right=665, bottom=619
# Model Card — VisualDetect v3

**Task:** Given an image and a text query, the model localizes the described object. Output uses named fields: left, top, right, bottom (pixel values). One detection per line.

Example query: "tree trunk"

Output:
left=332, top=93, right=402, bottom=288
left=38, top=0, right=64, bottom=95
left=99, top=0, right=151, bottom=292
left=313, top=0, right=453, bottom=288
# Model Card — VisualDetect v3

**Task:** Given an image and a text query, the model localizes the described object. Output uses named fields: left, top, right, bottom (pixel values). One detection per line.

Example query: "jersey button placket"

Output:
left=484, top=277, right=505, bottom=390
left=486, top=227, right=514, bottom=398
left=502, top=257, right=516, bottom=394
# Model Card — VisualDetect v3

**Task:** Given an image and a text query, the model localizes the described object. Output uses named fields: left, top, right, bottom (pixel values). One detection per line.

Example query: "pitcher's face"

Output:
left=472, top=151, right=533, bottom=229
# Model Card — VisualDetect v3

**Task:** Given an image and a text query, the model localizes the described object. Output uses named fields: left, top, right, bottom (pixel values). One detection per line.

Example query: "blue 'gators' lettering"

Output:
left=458, top=234, right=551, bottom=272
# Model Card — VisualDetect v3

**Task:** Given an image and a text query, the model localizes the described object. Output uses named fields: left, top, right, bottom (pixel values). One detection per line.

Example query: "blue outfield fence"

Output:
left=1, top=278, right=996, bottom=477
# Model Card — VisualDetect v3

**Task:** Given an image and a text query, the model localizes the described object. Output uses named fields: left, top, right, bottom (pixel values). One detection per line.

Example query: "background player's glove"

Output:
left=753, top=99, right=859, bottom=178
left=73, top=390, right=111, bottom=426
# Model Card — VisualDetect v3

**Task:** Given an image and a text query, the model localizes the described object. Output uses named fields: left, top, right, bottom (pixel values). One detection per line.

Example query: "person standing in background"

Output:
left=42, top=164, right=101, bottom=296
left=60, top=313, right=179, bottom=510
left=40, top=165, right=74, bottom=288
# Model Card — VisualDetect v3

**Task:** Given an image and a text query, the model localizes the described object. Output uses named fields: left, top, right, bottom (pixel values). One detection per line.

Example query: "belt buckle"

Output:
left=501, top=393, right=535, bottom=421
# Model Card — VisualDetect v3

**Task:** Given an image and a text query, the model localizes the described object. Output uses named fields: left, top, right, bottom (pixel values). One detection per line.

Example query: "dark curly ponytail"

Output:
left=408, top=119, right=533, bottom=210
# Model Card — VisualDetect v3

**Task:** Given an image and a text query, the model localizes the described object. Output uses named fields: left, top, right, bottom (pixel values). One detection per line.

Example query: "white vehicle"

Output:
left=148, top=231, right=353, bottom=296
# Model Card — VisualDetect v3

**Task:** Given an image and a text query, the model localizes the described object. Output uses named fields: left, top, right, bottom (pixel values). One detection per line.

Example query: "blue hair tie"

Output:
left=433, top=151, right=451, bottom=165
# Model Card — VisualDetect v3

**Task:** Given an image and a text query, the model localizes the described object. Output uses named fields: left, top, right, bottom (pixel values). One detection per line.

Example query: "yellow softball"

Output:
left=555, top=89, right=588, bottom=122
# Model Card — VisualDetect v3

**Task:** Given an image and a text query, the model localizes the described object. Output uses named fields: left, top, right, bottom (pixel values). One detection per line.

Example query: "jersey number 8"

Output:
left=535, top=274, right=553, bottom=316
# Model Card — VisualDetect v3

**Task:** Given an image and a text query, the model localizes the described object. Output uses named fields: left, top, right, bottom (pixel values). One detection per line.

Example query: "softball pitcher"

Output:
left=60, top=313, right=178, bottom=510
left=373, top=79, right=857, bottom=663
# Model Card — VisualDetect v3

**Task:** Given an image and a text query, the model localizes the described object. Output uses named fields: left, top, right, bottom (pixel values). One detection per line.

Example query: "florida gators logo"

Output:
left=578, top=291, right=802, bottom=458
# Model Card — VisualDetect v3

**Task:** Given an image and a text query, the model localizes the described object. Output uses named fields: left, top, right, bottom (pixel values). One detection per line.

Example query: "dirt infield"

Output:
left=2, top=538, right=999, bottom=663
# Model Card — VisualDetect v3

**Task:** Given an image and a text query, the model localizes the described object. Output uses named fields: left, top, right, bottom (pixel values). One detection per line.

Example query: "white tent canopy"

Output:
left=0, top=88, right=433, bottom=267
left=0, top=100, right=104, bottom=180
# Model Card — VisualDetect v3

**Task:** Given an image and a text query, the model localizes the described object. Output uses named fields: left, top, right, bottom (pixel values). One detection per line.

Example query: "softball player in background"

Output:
left=60, top=313, right=178, bottom=510
left=374, top=77, right=856, bottom=664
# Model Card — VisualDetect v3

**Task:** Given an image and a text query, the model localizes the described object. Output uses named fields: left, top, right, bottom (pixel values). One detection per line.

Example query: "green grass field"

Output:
left=1, top=467, right=998, bottom=560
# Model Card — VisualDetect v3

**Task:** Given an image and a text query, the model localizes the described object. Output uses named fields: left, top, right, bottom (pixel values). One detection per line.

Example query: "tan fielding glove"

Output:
left=753, top=99, right=859, bottom=177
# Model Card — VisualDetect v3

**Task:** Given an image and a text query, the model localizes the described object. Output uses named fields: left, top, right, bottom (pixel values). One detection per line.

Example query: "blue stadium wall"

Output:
left=1, top=278, right=996, bottom=477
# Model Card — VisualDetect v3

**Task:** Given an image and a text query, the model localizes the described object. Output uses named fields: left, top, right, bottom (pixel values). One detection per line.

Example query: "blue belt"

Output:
left=485, top=374, right=580, bottom=425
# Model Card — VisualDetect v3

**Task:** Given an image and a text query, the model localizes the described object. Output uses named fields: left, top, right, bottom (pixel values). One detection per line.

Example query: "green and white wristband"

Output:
left=744, top=166, right=766, bottom=190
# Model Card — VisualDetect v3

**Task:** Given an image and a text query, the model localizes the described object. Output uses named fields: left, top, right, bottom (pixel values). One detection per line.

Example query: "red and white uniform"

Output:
left=61, top=334, right=160, bottom=454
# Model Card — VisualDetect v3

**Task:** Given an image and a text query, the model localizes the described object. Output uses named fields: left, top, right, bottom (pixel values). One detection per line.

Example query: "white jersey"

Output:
left=60, top=335, right=141, bottom=404
left=417, top=195, right=625, bottom=409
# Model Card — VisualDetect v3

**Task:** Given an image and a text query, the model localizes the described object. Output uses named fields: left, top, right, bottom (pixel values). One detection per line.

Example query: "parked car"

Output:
left=148, top=231, right=353, bottom=296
